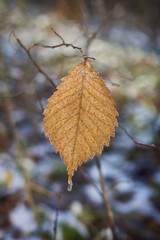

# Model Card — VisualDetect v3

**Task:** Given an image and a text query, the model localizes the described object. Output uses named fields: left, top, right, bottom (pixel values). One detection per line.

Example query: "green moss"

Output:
left=61, top=223, right=90, bottom=240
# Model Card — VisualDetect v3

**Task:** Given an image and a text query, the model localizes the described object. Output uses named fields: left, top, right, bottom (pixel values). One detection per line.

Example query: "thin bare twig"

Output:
left=119, top=124, right=160, bottom=150
left=11, top=31, right=56, bottom=89
left=79, top=168, right=102, bottom=195
left=7, top=28, right=95, bottom=101
left=28, top=27, right=95, bottom=61
left=95, top=154, right=117, bottom=240
left=0, top=34, right=38, bottom=219
left=50, top=27, right=65, bottom=44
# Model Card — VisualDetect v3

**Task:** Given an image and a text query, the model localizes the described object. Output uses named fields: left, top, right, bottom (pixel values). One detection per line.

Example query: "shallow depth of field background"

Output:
left=0, top=0, right=160, bottom=240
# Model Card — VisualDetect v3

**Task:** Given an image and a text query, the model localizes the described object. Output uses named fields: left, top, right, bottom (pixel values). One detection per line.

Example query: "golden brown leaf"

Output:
left=43, top=60, right=118, bottom=186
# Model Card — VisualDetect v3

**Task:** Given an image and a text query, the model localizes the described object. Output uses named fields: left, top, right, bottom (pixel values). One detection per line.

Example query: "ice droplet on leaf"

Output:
left=67, top=181, right=73, bottom=192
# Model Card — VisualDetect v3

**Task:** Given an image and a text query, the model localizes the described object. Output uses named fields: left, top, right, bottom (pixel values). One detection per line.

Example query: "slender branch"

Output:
left=0, top=35, right=38, bottom=219
left=79, top=168, right=102, bottom=195
left=28, top=27, right=95, bottom=61
left=50, top=27, right=65, bottom=44
left=95, top=154, right=117, bottom=240
left=119, top=124, right=160, bottom=150
left=12, top=31, right=56, bottom=89
left=50, top=27, right=94, bottom=61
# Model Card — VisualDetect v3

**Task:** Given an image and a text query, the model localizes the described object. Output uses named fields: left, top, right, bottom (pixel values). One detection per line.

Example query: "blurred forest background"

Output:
left=0, top=0, right=160, bottom=240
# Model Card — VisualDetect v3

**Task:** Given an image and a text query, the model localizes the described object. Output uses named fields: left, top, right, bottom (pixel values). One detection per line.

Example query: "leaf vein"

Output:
left=85, top=78, right=107, bottom=98
left=81, top=109, right=105, bottom=135
left=44, top=107, right=79, bottom=125
left=45, top=98, right=80, bottom=117
left=81, top=107, right=107, bottom=127
left=48, top=88, right=81, bottom=108
left=80, top=118, right=99, bottom=148
left=78, top=128, right=92, bottom=154
left=83, top=86, right=108, bottom=107
left=82, top=94, right=115, bottom=125
left=56, top=80, right=81, bottom=95
left=49, top=113, right=78, bottom=136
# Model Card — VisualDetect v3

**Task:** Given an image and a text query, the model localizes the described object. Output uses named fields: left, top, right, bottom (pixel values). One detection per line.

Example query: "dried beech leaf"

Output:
left=43, top=60, right=118, bottom=185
